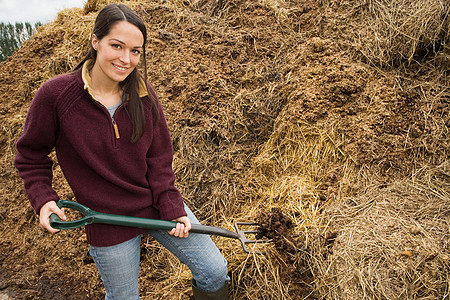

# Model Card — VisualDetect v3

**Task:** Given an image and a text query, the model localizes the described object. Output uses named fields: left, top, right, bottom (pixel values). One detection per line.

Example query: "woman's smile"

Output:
left=113, top=63, right=128, bottom=72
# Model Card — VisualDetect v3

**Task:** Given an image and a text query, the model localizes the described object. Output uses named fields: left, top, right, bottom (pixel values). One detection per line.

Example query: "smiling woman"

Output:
left=13, top=3, right=230, bottom=300
left=90, top=21, right=144, bottom=107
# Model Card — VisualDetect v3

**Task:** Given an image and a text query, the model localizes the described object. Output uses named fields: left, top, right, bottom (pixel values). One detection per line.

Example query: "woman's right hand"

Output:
left=39, top=201, right=66, bottom=234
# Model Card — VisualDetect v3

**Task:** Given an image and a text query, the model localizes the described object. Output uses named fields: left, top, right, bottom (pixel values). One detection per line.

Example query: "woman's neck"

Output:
left=89, top=66, right=123, bottom=107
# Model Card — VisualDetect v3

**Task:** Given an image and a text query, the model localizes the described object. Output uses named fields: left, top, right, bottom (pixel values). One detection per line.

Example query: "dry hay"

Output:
left=316, top=165, right=450, bottom=299
left=321, top=0, right=450, bottom=74
left=357, top=0, right=450, bottom=67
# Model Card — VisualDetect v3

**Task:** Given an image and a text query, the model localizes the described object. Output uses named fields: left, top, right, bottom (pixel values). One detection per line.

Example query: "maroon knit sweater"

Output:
left=14, top=68, right=186, bottom=246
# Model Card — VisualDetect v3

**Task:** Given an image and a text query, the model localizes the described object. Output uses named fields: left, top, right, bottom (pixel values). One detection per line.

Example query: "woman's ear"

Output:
left=91, top=34, right=99, bottom=51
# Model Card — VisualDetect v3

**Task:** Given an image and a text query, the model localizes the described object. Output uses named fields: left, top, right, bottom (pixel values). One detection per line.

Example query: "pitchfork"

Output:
left=50, top=200, right=269, bottom=254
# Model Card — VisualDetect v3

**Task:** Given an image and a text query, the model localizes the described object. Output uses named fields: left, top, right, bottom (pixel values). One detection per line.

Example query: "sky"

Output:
left=0, top=0, right=86, bottom=24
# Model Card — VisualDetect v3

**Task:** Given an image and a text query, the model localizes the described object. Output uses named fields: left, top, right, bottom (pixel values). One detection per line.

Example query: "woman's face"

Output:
left=91, top=20, right=144, bottom=85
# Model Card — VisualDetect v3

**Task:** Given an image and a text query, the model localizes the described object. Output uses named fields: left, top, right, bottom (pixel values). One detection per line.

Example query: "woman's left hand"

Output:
left=169, top=216, right=191, bottom=238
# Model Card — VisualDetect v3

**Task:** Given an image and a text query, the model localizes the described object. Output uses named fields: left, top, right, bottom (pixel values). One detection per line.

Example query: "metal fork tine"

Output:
left=234, top=222, right=270, bottom=254
left=245, top=240, right=269, bottom=244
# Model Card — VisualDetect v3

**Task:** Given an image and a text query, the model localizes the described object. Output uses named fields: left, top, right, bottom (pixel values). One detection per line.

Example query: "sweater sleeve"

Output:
left=145, top=94, right=186, bottom=221
left=14, top=83, right=60, bottom=214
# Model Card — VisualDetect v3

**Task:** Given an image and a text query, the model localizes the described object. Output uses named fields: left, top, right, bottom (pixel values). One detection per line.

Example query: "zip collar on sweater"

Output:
left=81, top=59, right=149, bottom=102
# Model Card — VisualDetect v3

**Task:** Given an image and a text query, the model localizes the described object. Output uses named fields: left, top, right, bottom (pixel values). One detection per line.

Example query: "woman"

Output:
left=14, top=4, right=229, bottom=299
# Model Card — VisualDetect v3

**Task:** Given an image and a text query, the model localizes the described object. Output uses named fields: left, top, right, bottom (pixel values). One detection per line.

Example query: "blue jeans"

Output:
left=89, top=205, right=229, bottom=300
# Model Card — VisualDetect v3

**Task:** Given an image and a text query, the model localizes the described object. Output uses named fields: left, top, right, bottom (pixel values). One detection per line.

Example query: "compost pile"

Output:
left=0, top=0, right=449, bottom=299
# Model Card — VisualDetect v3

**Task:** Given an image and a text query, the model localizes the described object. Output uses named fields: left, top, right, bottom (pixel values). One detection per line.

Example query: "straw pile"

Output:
left=317, top=166, right=450, bottom=299
left=0, top=0, right=448, bottom=299
left=321, top=0, right=450, bottom=69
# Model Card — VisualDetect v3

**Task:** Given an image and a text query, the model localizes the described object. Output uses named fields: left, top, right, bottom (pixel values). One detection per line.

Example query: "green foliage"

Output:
left=0, top=21, right=42, bottom=62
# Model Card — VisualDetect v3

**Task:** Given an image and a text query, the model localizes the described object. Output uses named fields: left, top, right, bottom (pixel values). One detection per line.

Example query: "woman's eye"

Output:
left=112, top=44, right=121, bottom=49
left=132, top=49, right=141, bottom=55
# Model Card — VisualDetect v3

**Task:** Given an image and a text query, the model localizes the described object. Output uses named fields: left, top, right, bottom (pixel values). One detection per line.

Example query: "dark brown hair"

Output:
left=75, top=4, right=159, bottom=143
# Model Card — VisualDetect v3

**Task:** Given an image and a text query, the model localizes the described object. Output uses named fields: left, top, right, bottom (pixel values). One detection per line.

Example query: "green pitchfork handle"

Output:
left=49, top=200, right=240, bottom=239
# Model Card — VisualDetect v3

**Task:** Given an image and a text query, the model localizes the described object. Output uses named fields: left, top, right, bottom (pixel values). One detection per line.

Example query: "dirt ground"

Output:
left=0, top=0, right=448, bottom=299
